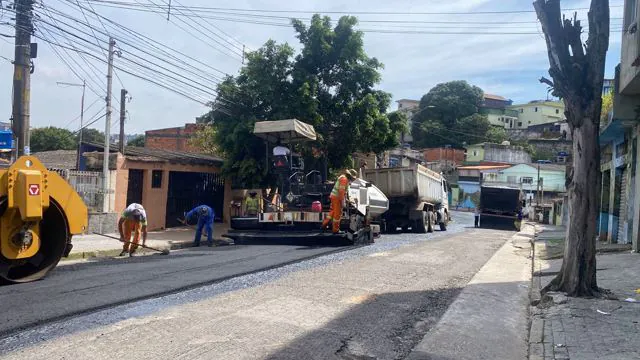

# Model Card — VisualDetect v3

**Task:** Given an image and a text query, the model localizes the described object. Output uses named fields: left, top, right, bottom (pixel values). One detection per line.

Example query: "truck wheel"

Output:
left=427, top=211, right=434, bottom=233
left=414, top=212, right=428, bottom=233
left=439, top=222, right=447, bottom=231
left=401, top=225, right=410, bottom=233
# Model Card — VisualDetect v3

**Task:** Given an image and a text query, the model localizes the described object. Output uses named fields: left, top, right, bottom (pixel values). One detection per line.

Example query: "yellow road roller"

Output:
left=0, top=156, right=87, bottom=283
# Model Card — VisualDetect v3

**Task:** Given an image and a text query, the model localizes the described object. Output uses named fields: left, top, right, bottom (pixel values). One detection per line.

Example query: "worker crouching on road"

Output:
left=244, top=191, right=260, bottom=216
left=322, top=169, right=358, bottom=234
left=119, top=203, right=148, bottom=257
left=185, top=205, right=215, bottom=247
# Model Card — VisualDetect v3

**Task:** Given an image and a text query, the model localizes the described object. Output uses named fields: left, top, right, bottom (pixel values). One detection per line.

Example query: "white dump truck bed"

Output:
left=363, top=164, right=444, bottom=205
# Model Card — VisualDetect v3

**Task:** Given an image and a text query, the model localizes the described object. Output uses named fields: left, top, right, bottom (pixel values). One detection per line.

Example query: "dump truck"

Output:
left=478, top=185, right=524, bottom=230
left=363, top=164, right=450, bottom=233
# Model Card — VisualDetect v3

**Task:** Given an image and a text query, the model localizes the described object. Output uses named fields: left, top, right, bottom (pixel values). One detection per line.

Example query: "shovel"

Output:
left=92, top=232, right=170, bottom=255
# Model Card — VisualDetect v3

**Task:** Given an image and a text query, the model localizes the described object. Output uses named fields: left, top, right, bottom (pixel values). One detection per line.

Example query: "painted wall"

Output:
left=490, top=164, right=566, bottom=193
left=114, top=156, right=232, bottom=231
left=509, top=101, right=565, bottom=129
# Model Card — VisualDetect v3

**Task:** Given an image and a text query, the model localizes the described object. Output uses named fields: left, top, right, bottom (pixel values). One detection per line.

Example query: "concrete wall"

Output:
left=87, top=212, right=119, bottom=234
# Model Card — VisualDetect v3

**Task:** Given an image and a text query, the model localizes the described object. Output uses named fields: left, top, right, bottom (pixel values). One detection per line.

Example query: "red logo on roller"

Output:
left=28, top=184, right=40, bottom=196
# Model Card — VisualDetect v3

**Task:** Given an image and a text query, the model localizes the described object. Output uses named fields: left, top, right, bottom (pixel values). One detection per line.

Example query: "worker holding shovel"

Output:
left=183, top=205, right=215, bottom=247
left=118, top=203, right=148, bottom=257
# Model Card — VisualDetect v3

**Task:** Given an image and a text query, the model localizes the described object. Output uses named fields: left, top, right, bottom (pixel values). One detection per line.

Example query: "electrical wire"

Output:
left=63, top=97, right=102, bottom=129
left=82, top=0, right=623, bottom=15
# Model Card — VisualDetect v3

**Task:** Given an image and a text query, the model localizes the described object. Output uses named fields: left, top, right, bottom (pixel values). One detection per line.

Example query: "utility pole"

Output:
left=536, top=163, right=541, bottom=207
left=57, top=81, right=85, bottom=169
left=12, top=0, right=34, bottom=157
left=103, top=38, right=115, bottom=213
left=119, top=89, right=127, bottom=153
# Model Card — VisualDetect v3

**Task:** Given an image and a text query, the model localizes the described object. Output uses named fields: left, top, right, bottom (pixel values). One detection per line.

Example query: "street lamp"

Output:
left=57, top=80, right=85, bottom=170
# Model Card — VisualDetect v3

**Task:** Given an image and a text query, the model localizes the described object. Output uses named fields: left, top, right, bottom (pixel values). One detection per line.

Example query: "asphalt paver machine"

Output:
left=223, top=119, right=388, bottom=245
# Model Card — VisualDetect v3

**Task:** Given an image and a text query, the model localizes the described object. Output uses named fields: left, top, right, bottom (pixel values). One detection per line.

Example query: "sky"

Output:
left=0, top=0, right=626, bottom=136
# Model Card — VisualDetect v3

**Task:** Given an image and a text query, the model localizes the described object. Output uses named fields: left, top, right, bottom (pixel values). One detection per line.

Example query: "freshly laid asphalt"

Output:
left=0, top=212, right=474, bottom=339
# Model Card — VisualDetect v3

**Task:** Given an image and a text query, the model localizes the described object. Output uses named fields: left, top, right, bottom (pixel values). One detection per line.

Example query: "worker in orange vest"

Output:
left=322, top=169, right=358, bottom=234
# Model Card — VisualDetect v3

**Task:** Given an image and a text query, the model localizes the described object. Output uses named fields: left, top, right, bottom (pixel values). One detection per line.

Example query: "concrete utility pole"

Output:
left=119, top=89, right=127, bottom=153
left=12, top=0, right=34, bottom=157
left=537, top=163, right=541, bottom=206
left=57, top=80, right=86, bottom=170
left=103, top=37, right=115, bottom=213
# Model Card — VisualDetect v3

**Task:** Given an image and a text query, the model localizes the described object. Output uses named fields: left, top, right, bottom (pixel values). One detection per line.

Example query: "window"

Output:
left=507, top=176, right=517, bottom=184
left=556, top=109, right=560, bottom=114
left=472, top=151, right=478, bottom=157
left=518, top=122, right=523, bottom=127
left=520, top=108, right=524, bottom=113
left=398, top=103, right=403, bottom=109
left=535, top=107, right=538, bottom=112
left=151, top=170, right=163, bottom=188
left=522, top=177, right=533, bottom=184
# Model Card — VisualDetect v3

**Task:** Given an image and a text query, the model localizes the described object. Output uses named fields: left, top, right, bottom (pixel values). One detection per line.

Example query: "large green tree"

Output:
left=411, top=81, right=504, bottom=148
left=31, top=127, right=76, bottom=153
left=201, top=15, right=406, bottom=187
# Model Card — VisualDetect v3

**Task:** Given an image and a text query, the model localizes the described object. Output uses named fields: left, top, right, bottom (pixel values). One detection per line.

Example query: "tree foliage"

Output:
left=600, top=91, right=613, bottom=125
left=79, top=128, right=104, bottom=144
left=128, top=135, right=145, bottom=147
left=411, top=81, right=502, bottom=148
left=189, top=125, right=218, bottom=154
left=200, top=15, right=405, bottom=187
left=30, top=127, right=76, bottom=153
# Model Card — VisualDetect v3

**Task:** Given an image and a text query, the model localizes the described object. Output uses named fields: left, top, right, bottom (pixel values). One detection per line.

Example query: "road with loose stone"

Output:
left=0, top=212, right=517, bottom=359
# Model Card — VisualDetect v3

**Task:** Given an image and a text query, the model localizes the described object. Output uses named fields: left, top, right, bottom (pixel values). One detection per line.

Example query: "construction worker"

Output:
left=185, top=205, right=215, bottom=247
left=244, top=191, right=260, bottom=216
left=322, top=169, right=358, bottom=234
left=118, top=203, right=148, bottom=257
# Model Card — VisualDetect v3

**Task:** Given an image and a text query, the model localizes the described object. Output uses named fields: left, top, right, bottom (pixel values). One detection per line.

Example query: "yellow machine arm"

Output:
left=0, top=156, right=88, bottom=283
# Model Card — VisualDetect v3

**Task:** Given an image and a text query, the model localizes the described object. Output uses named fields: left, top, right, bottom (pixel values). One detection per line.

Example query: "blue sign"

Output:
left=0, top=131, right=13, bottom=150
left=558, top=151, right=568, bottom=157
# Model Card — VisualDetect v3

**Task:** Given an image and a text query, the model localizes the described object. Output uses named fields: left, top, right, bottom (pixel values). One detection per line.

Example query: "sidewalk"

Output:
left=66, top=224, right=230, bottom=260
left=407, top=224, right=533, bottom=359
left=529, top=224, right=640, bottom=360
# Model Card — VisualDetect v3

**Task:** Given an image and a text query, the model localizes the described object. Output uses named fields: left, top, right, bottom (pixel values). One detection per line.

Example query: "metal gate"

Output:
left=165, top=171, right=225, bottom=228
left=127, top=169, right=144, bottom=206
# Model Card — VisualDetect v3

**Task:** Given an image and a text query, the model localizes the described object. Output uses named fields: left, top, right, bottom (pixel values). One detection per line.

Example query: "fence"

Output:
left=49, top=169, right=105, bottom=211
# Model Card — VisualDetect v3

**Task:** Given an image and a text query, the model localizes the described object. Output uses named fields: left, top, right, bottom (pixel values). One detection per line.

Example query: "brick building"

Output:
left=423, top=147, right=466, bottom=164
left=145, top=123, right=205, bottom=152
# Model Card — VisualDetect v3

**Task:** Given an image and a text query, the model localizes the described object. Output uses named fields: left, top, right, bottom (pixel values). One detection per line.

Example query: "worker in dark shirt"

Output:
left=184, top=205, right=215, bottom=247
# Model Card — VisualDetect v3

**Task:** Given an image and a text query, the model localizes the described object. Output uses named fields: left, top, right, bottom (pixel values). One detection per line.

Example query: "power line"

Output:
left=45, top=1, right=229, bottom=79
left=73, top=3, right=626, bottom=35
left=63, top=97, right=102, bottom=128
left=83, top=0, right=623, bottom=15
left=33, top=6, right=221, bottom=101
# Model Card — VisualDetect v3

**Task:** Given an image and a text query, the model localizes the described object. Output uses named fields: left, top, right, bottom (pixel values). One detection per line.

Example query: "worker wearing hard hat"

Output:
left=185, top=205, right=215, bottom=247
left=244, top=191, right=260, bottom=216
left=119, top=203, right=148, bottom=257
left=322, top=169, right=358, bottom=234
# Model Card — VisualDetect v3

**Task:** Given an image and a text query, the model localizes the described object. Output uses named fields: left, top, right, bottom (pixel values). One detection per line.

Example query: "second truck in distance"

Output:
left=363, top=164, right=450, bottom=233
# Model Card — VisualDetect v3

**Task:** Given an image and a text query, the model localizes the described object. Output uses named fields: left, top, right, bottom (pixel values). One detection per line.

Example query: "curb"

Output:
left=61, top=238, right=232, bottom=262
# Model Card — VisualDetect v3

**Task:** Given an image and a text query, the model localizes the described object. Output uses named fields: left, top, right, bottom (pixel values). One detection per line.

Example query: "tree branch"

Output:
left=539, top=76, right=555, bottom=88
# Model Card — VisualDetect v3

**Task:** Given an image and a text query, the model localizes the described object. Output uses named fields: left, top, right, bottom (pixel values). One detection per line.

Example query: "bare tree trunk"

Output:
left=549, top=120, right=600, bottom=296
left=534, top=0, right=609, bottom=297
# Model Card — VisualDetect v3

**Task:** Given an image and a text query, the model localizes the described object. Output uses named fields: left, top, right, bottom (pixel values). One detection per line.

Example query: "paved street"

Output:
left=0, top=212, right=524, bottom=359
